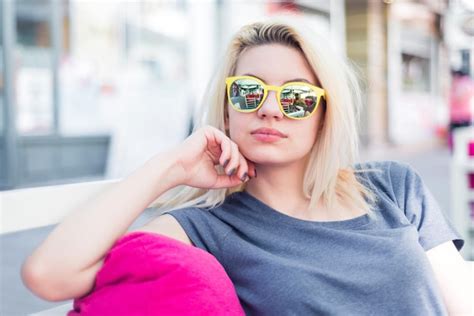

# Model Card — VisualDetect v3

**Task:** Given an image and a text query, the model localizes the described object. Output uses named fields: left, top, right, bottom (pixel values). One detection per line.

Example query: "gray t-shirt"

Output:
left=165, top=160, right=464, bottom=315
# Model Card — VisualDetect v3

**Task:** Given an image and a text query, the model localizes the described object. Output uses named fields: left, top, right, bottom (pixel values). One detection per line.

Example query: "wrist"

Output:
left=147, top=149, right=186, bottom=189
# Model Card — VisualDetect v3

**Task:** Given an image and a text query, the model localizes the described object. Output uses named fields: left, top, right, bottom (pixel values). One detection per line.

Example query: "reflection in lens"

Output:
left=229, top=79, right=264, bottom=110
left=280, top=85, right=317, bottom=118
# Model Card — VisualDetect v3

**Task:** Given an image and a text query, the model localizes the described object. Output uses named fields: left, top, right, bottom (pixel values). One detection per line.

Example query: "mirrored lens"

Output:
left=228, top=78, right=264, bottom=110
left=280, top=85, right=319, bottom=118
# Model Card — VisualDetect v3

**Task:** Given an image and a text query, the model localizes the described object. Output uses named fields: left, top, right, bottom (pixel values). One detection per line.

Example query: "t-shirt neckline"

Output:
left=232, top=190, right=373, bottom=229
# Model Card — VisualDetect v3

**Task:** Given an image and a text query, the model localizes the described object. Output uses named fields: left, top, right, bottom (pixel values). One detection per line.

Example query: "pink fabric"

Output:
left=450, top=76, right=474, bottom=123
left=68, top=232, right=244, bottom=315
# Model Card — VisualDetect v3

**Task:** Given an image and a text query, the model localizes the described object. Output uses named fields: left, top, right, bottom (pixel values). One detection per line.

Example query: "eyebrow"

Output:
left=242, top=73, right=311, bottom=84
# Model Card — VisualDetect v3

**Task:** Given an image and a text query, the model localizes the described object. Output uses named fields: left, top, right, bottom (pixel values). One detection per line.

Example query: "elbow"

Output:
left=21, top=256, right=98, bottom=302
left=446, top=262, right=474, bottom=315
left=21, top=258, right=70, bottom=302
left=447, top=306, right=473, bottom=316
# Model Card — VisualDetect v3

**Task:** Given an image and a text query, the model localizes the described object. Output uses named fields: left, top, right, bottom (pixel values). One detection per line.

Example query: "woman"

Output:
left=22, top=17, right=471, bottom=315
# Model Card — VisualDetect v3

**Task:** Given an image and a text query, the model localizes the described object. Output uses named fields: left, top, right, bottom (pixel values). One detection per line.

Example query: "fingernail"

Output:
left=223, top=159, right=230, bottom=168
left=227, top=168, right=235, bottom=176
left=240, top=172, right=248, bottom=182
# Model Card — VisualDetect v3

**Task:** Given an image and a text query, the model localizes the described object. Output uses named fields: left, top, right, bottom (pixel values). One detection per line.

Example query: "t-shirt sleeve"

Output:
left=388, top=161, right=464, bottom=252
left=163, top=207, right=232, bottom=258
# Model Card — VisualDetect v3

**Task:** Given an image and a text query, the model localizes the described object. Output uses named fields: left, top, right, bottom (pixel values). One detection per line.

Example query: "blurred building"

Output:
left=347, top=0, right=472, bottom=146
left=1, top=0, right=193, bottom=189
left=1, top=0, right=472, bottom=190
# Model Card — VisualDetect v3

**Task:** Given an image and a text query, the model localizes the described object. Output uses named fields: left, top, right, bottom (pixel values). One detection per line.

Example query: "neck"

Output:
left=244, top=159, right=311, bottom=214
left=243, top=160, right=364, bottom=221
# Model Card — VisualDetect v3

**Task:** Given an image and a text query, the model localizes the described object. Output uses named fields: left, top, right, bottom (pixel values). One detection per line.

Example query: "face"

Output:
left=225, top=43, right=324, bottom=166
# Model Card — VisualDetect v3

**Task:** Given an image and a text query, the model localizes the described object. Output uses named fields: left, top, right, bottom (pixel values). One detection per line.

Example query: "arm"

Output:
left=426, top=241, right=473, bottom=315
left=21, top=150, right=185, bottom=301
left=21, top=126, right=255, bottom=302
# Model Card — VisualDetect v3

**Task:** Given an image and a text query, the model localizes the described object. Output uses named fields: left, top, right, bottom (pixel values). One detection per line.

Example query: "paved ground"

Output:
left=1, top=143, right=467, bottom=315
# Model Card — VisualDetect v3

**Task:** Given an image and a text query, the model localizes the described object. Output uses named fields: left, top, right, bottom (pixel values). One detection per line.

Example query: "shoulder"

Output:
left=131, top=214, right=193, bottom=246
left=354, top=159, right=416, bottom=178
left=353, top=160, right=413, bottom=186
left=354, top=159, right=412, bottom=172
left=353, top=160, right=418, bottom=204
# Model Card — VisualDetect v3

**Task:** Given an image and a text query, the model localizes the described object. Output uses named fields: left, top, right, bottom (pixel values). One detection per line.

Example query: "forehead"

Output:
left=234, top=44, right=317, bottom=85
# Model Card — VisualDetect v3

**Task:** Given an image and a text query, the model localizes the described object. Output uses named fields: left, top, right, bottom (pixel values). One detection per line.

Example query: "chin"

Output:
left=242, top=148, right=303, bottom=165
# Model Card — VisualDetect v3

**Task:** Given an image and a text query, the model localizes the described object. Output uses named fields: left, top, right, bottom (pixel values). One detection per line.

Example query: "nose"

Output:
left=257, top=91, right=284, bottom=120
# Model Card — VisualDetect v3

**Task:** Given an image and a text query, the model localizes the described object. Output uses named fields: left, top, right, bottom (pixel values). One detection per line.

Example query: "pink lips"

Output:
left=250, top=127, right=287, bottom=142
left=250, top=127, right=287, bottom=138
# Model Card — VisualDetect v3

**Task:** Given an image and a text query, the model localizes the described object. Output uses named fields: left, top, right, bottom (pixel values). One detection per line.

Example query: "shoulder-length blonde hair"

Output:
left=151, top=16, right=380, bottom=215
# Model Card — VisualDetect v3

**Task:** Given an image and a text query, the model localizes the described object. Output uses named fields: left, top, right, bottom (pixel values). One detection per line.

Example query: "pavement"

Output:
left=0, top=142, right=466, bottom=315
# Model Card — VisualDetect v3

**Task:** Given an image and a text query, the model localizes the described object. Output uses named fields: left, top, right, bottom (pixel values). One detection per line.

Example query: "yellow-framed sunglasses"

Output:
left=225, top=75, right=326, bottom=120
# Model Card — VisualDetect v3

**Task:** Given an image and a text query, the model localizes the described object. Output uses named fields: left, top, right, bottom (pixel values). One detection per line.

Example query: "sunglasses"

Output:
left=225, top=75, right=326, bottom=120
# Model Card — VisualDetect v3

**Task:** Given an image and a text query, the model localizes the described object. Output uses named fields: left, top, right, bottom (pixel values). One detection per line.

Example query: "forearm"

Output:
left=22, top=150, right=184, bottom=298
left=446, top=260, right=473, bottom=315
left=461, top=261, right=474, bottom=314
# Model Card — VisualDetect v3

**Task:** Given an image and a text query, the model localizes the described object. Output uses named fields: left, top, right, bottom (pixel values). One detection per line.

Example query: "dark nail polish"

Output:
left=241, top=172, right=248, bottom=182
left=223, top=159, right=230, bottom=168
left=227, top=168, right=235, bottom=176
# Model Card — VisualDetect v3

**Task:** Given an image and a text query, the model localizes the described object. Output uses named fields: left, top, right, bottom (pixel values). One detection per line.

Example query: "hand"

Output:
left=172, top=125, right=256, bottom=189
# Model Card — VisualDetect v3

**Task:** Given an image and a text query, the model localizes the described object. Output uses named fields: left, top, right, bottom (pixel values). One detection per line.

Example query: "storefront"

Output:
left=386, top=1, right=448, bottom=145
left=1, top=0, right=110, bottom=190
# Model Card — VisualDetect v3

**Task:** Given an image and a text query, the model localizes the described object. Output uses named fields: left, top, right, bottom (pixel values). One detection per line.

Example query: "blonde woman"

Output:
left=22, top=17, right=472, bottom=315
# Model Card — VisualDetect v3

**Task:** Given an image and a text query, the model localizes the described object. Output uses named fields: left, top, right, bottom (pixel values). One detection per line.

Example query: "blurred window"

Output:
left=402, top=53, right=431, bottom=92
left=59, top=1, right=189, bottom=137
left=0, top=0, right=4, bottom=136
left=60, top=1, right=191, bottom=177
left=15, top=0, right=53, bottom=135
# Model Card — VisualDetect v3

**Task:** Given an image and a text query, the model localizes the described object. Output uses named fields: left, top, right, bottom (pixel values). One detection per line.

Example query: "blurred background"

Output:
left=0, top=0, right=473, bottom=314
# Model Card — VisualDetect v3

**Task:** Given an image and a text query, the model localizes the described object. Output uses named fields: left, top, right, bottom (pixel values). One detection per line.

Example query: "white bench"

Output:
left=451, top=126, right=474, bottom=260
left=1, top=179, right=120, bottom=315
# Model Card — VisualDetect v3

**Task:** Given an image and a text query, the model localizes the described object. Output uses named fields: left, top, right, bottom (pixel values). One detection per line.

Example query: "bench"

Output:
left=2, top=179, right=120, bottom=315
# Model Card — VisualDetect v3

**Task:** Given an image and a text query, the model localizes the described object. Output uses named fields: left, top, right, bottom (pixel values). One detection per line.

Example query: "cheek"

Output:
left=227, top=112, right=246, bottom=140
left=293, top=116, right=321, bottom=150
left=298, top=123, right=318, bottom=147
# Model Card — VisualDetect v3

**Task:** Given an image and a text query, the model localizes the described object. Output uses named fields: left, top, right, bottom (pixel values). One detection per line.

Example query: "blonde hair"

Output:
left=151, top=16, right=381, bottom=216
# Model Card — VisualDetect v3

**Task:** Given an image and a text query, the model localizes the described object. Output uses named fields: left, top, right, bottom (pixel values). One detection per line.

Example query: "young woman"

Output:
left=22, top=17, right=472, bottom=315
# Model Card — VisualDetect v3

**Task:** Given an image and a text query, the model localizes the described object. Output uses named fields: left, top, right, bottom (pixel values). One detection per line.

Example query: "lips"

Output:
left=250, top=127, right=287, bottom=138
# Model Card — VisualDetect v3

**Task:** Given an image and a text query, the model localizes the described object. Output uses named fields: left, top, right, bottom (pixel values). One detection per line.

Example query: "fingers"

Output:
left=214, top=173, right=246, bottom=189
left=224, top=142, right=240, bottom=177
left=236, top=155, right=249, bottom=181
left=218, top=135, right=232, bottom=168
left=213, top=154, right=256, bottom=189
left=246, top=159, right=257, bottom=178
left=222, top=141, right=257, bottom=181
left=236, top=154, right=256, bottom=181
left=207, top=126, right=256, bottom=185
